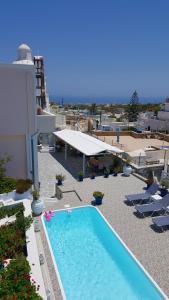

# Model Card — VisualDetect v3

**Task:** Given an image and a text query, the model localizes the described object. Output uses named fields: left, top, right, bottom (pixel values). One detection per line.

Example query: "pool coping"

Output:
left=41, top=205, right=168, bottom=300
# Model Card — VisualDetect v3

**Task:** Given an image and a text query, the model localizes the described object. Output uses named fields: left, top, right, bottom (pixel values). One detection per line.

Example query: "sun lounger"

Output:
left=135, top=194, right=169, bottom=217
left=152, top=214, right=169, bottom=231
left=125, top=183, right=159, bottom=205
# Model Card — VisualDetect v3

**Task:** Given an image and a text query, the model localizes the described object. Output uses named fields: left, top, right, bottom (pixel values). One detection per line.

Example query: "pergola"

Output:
left=53, top=129, right=123, bottom=175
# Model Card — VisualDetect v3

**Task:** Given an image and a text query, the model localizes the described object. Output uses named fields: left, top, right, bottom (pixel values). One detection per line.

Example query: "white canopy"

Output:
left=53, top=129, right=123, bottom=156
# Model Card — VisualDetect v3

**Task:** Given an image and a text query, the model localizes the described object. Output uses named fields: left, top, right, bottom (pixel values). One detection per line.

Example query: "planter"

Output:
left=55, top=184, right=63, bottom=200
left=31, top=199, right=44, bottom=215
left=123, top=165, right=132, bottom=176
left=0, top=190, right=15, bottom=201
left=57, top=179, right=62, bottom=186
left=15, top=189, right=31, bottom=200
left=90, top=175, right=95, bottom=180
left=113, top=173, right=118, bottom=177
left=160, top=188, right=168, bottom=197
left=94, top=197, right=103, bottom=205
left=78, top=176, right=83, bottom=182
left=104, top=174, right=109, bottom=178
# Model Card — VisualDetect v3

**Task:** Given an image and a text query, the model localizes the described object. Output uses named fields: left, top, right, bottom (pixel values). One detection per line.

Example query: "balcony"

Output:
left=37, top=110, right=56, bottom=133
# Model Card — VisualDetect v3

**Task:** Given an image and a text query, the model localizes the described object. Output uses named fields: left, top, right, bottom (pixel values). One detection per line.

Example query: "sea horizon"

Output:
left=50, top=95, right=163, bottom=105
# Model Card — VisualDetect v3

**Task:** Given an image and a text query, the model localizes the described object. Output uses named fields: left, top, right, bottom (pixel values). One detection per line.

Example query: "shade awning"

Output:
left=53, top=129, right=123, bottom=156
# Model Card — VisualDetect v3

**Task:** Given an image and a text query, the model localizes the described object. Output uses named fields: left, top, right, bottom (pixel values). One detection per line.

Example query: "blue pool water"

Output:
left=44, top=206, right=164, bottom=300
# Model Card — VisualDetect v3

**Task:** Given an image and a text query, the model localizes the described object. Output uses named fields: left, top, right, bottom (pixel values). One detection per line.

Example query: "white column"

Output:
left=83, top=154, right=85, bottom=176
left=65, top=143, right=67, bottom=160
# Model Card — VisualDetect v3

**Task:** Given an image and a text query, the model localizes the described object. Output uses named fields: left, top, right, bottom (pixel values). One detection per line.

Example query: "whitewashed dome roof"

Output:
left=18, top=43, right=31, bottom=51
left=13, top=43, right=33, bottom=65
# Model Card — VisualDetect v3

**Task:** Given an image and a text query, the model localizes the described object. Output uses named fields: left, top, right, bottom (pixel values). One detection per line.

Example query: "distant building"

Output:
left=136, top=100, right=169, bottom=132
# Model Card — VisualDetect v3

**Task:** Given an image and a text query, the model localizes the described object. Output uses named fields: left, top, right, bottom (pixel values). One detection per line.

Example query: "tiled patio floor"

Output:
left=38, top=151, right=169, bottom=299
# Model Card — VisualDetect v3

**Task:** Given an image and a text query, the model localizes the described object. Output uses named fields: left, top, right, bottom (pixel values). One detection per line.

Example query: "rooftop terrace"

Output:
left=38, top=151, right=169, bottom=299
left=97, top=134, right=169, bottom=152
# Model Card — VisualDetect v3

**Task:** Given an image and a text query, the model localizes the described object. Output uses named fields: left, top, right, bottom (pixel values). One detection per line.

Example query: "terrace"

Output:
left=38, top=151, right=169, bottom=299
left=95, top=134, right=169, bottom=152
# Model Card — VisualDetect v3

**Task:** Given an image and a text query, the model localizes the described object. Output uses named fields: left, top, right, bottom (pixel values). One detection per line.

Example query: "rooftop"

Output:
left=96, top=134, right=169, bottom=152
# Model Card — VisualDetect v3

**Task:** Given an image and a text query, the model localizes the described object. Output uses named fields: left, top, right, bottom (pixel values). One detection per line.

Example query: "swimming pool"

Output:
left=43, top=206, right=166, bottom=300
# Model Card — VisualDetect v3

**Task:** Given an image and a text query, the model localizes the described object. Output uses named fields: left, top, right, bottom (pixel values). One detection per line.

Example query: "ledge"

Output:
left=23, top=200, right=47, bottom=299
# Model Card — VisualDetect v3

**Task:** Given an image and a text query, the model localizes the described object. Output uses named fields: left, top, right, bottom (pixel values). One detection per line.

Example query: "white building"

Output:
left=0, top=43, right=57, bottom=186
left=136, top=100, right=169, bottom=132
left=14, top=44, right=56, bottom=146
left=0, top=62, right=39, bottom=186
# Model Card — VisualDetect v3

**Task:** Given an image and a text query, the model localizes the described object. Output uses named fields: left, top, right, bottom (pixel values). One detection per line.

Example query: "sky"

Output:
left=0, top=0, right=169, bottom=99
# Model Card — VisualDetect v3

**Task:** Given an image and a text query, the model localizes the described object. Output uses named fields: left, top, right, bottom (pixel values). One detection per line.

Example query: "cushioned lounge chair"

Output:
left=135, top=194, right=169, bottom=217
left=152, top=215, right=169, bottom=231
left=125, top=183, right=159, bottom=205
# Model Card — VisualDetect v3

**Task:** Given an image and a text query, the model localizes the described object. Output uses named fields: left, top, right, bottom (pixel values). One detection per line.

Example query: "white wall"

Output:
left=37, top=110, right=56, bottom=133
left=0, top=135, right=27, bottom=178
left=0, top=64, right=36, bottom=135
left=158, top=111, right=169, bottom=121
left=0, top=63, right=38, bottom=183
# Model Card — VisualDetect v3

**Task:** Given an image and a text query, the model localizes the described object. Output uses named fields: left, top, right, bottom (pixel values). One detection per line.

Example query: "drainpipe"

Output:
left=30, top=130, right=39, bottom=188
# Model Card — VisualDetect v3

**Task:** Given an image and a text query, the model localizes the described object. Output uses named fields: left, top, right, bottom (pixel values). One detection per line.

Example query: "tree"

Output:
left=127, top=90, right=140, bottom=122
left=89, top=103, right=97, bottom=114
left=0, top=155, right=11, bottom=178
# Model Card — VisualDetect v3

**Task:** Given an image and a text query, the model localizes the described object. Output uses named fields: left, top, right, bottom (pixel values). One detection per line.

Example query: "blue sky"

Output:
left=0, top=0, right=169, bottom=99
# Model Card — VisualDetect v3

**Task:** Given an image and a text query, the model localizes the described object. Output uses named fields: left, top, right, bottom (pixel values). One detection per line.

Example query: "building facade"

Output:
left=0, top=63, right=39, bottom=186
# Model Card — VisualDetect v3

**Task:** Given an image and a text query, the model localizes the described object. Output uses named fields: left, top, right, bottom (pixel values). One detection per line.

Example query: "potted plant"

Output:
left=92, top=191, right=104, bottom=205
left=78, top=171, right=83, bottom=181
left=90, top=172, right=96, bottom=179
left=103, top=168, right=110, bottom=178
left=160, top=178, right=169, bottom=197
left=109, top=165, right=114, bottom=175
left=31, top=189, right=44, bottom=216
left=113, top=165, right=121, bottom=176
left=15, top=179, right=32, bottom=200
left=145, top=169, right=154, bottom=188
left=0, top=177, right=17, bottom=200
left=56, top=174, right=65, bottom=186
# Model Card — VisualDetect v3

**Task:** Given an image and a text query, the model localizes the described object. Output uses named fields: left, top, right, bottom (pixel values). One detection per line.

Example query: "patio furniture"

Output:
left=135, top=194, right=169, bottom=217
left=152, top=214, right=169, bottom=231
left=124, top=183, right=159, bottom=205
left=150, top=194, right=162, bottom=202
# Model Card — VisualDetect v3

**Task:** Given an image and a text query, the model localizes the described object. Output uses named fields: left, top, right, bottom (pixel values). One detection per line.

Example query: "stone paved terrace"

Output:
left=38, top=151, right=169, bottom=299
left=96, top=134, right=169, bottom=152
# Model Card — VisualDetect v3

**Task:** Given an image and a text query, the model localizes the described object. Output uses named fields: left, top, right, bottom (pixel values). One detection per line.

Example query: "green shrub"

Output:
left=93, top=191, right=104, bottom=198
left=0, top=203, right=32, bottom=261
left=16, top=179, right=32, bottom=194
left=0, top=203, right=24, bottom=220
left=0, top=203, right=40, bottom=299
left=0, top=258, right=42, bottom=299
left=78, top=171, right=83, bottom=177
left=55, top=174, right=65, bottom=181
left=0, top=223, right=25, bottom=261
left=160, top=178, right=169, bottom=189
left=31, top=189, right=40, bottom=200
left=0, top=155, right=11, bottom=179
left=0, top=177, right=17, bottom=194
